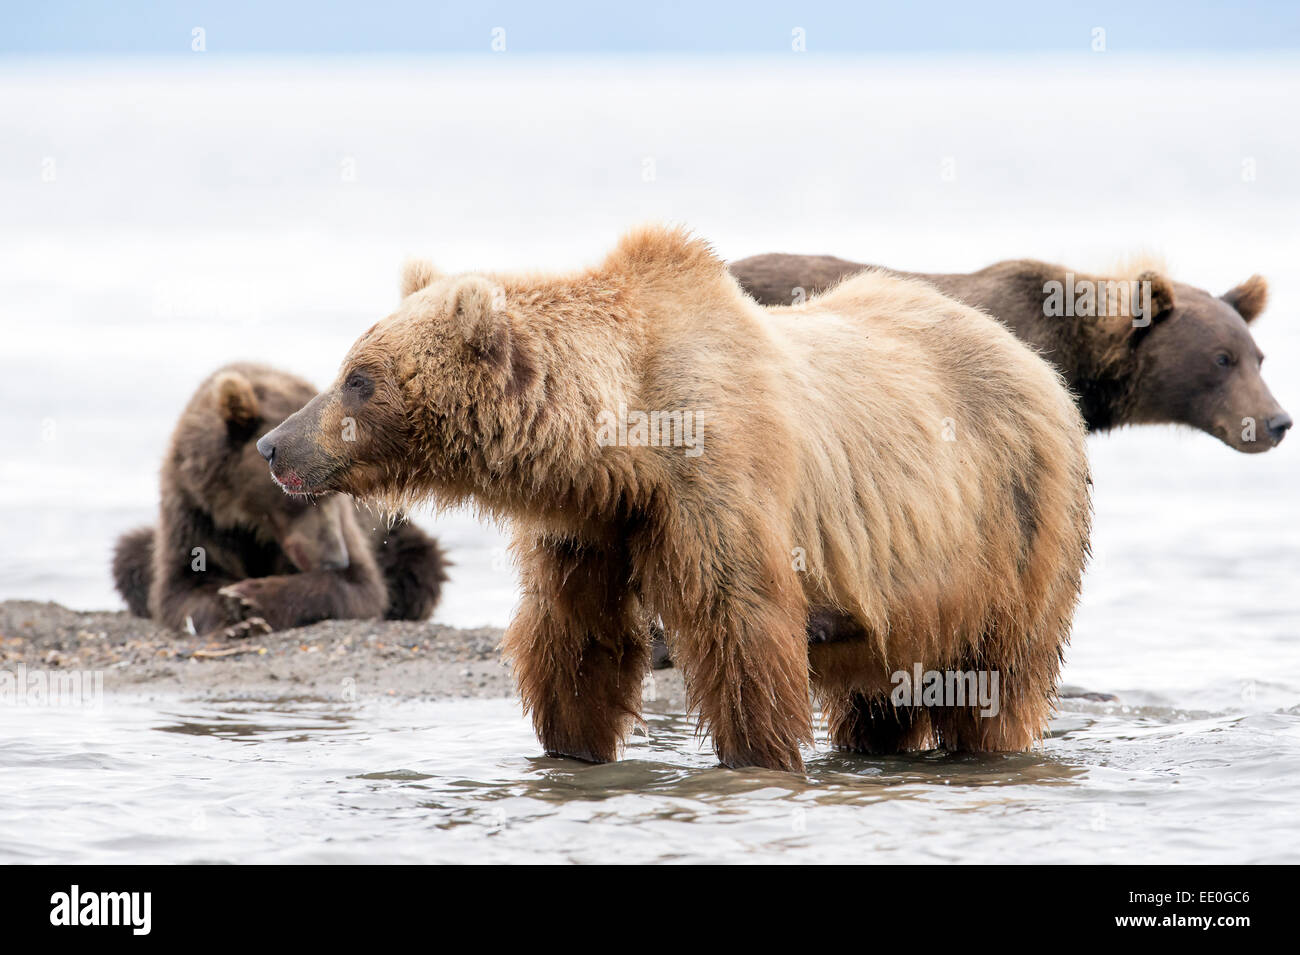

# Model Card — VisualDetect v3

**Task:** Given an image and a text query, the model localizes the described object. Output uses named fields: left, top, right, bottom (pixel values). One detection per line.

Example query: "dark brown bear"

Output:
left=642, top=252, right=1292, bottom=672
left=112, top=363, right=447, bottom=637
left=731, top=254, right=1290, bottom=452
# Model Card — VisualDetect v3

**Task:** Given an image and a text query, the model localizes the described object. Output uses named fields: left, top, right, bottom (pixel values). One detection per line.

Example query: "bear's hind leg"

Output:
left=925, top=660, right=1055, bottom=753
left=112, top=526, right=156, bottom=618
left=503, top=537, right=649, bottom=764
left=368, top=518, right=449, bottom=621
left=823, top=692, right=932, bottom=754
left=927, top=696, right=1049, bottom=752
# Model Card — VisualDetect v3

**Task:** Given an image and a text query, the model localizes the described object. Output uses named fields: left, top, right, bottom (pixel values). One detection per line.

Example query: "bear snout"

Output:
left=1267, top=411, right=1293, bottom=444
left=257, top=396, right=335, bottom=491
left=257, top=425, right=309, bottom=492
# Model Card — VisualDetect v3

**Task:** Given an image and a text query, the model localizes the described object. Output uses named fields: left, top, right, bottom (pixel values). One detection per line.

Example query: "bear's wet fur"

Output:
left=257, top=227, right=1092, bottom=773
left=731, top=253, right=1290, bottom=452
left=630, top=253, right=1296, bottom=672
left=113, top=521, right=446, bottom=626
left=111, top=526, right=155, bottom=619
left=111, top=362, right=447, bottom=637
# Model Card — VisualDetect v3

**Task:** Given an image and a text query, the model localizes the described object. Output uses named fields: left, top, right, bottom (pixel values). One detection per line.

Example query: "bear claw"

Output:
left=217, top=584, right=265, bottom=623
left=220, top=616, right=272, bottom=640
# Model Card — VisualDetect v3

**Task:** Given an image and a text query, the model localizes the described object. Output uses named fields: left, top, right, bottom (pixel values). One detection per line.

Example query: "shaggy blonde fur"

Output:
left=281, top=226, right=1092, bottom=772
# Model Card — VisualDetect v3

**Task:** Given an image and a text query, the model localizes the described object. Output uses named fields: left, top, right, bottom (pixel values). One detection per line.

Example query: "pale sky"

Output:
left=4, top=1, right=1299, bottom=55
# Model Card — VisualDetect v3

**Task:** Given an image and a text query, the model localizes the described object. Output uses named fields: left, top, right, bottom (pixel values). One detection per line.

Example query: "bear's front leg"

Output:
left=659, top=542, right=813, bottom=773
left=503, top=536, right=648, bottom=764
left=151, top=568, right=269, bottom=638
left=217, top=563, right=386, bottom=631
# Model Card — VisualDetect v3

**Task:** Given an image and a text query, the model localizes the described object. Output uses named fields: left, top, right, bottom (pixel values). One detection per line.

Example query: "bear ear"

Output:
left=1135, top=270, right=1176, bottom=322
left=213, top=371, right=260, bottom=429
left=399, top=258, right=442, bottom=300
left=1223, top=274, right=1268, bottom=323
left=447, top=275, right=508, bottom=361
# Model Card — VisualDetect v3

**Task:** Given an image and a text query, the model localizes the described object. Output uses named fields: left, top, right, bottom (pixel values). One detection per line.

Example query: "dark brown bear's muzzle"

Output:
left=1266, top=411, right=1293, bottom=444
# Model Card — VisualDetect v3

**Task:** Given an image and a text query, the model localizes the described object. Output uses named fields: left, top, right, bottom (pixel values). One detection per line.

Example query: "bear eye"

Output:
left=343, top=370, right=375, bottom=403
left=1215, top=352, right=1234, bottom=368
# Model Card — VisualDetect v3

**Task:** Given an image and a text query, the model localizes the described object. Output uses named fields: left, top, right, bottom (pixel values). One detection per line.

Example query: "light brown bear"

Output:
left=256, top=227, right=1092, bottom=773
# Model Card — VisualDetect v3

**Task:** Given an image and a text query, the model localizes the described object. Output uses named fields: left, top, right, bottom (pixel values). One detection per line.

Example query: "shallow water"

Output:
left=1, top=693, right=1296, bottom=864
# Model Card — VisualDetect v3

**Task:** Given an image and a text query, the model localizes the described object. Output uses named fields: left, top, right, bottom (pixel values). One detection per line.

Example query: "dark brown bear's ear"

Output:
left=213, top=370, right=259, bottom=428
left=448, top=276, right=509, bottom=363
left=1223, top=275, right=1268, bottom=323
left=1128, top=270, right=1177, bottom=345
left=399, top=258, right=442, bottom=299
left=1135, top=270, right=1176, bottom=322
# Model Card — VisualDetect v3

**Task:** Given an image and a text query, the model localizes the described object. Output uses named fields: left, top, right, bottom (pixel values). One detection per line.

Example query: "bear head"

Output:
left=258, top=261, right=529, bottom=506
left=1123, top=273, right=1290, bottom=452
left=174, top=364, right=354, bottom=570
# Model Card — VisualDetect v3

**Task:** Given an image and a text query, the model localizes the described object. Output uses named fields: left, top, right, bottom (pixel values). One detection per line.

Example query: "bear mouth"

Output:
left=270, top=466, right=321, bottom=495
left=269, top=453, right=349, bottom=497
left=1209, top=420, right=1278, bottom=454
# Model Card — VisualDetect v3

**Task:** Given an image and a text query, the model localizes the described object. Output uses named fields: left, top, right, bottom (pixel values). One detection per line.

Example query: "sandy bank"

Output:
left=0, top=600, right=689, bottom=708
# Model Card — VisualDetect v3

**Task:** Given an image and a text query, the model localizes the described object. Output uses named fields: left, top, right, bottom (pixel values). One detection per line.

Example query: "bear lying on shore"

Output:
left=255, top=227, right=1091, bottom=772
left=731, top=253, right=1291, bottom=452
left=112, top=363, right=447, bottom=638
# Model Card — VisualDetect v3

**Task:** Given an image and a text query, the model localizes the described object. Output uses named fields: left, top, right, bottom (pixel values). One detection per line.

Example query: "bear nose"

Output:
left=256, top=434, right=275, bottom=463
left=1266, top=412, right=1292, bottom=441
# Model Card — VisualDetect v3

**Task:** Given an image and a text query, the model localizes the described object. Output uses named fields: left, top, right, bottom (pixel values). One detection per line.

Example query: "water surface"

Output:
left=1, top=694, right=1295, bottom=864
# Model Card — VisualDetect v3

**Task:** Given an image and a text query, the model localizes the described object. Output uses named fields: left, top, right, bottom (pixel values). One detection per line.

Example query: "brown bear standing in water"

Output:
left=112, top=363, right=447, bottom=637
left=253, top=227, right=1091, bottom=773
left=643, top=252, right=1291, bottom=670
left=731, top=253, right=1291, bottom=451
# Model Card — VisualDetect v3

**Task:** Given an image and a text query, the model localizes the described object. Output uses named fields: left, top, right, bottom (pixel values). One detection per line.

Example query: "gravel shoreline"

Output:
left=1, top=600, right=1115, bottom=714
left=0, top=600, right=689, bottom=708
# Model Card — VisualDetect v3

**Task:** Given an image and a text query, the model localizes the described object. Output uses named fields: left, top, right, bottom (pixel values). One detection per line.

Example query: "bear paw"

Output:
left=218, top=582, right=268, bottom=623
